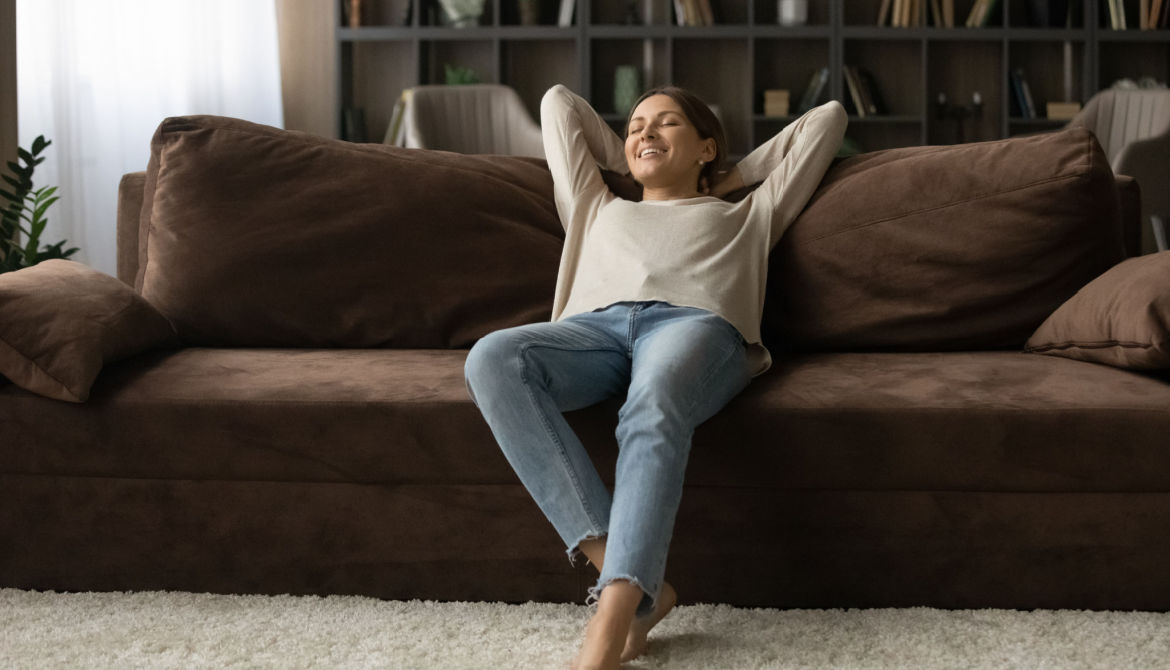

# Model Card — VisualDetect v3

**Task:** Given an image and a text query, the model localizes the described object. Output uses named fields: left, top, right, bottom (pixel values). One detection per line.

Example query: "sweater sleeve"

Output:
left=539, top=85, right=627, bottom=232
left=737, top=100, right=848, bottom=246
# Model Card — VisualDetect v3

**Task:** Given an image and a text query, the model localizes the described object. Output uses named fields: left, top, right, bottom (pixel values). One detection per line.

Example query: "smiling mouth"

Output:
left=638, top=148, right=666, bottom=159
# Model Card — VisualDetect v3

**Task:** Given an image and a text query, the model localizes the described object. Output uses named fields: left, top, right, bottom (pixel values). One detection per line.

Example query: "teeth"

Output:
left=639, top=148, right=663, bottom=158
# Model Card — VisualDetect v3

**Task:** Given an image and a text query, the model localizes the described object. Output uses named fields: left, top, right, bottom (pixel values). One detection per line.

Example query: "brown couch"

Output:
left=3, top=115, right=1169, bottom=611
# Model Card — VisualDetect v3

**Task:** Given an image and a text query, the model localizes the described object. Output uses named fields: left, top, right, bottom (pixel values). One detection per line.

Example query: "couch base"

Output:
left=5, top=473, right=1168, bottom=611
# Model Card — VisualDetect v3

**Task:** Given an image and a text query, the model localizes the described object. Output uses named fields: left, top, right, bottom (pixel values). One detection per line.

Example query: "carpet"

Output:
left=2, top=588, right=1169, bottom=669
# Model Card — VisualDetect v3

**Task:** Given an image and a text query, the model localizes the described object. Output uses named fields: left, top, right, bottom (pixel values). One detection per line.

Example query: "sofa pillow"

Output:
left=137, top=115, right=564, bottom=348
left=1024, top=251, right=1170, bottom=369
left=0, top=260, right=178, bottom=402
left=764, top=126, right=1126, bottom=352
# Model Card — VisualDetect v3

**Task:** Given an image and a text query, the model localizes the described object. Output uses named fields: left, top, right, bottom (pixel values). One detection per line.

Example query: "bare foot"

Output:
left=570, top=581, right=642, bottom=670
left=619, top=581, right=677, bottom=663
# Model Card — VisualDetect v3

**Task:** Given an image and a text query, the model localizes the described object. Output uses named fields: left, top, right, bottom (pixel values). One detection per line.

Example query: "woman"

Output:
left=464, top=84, right=846, bottom=669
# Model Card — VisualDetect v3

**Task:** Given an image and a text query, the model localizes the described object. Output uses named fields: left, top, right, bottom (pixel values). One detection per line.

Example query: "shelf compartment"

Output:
left=927, top=39, right=1003, bottom=144
left=843, top=38, right=923, bottom=117
left=591, top=38, right=670, bottom=119
left=672, top=38, right=753, bottom=154
left=420, top=39, right=497, bottom=84
left=502, top=39, right=580, bottom=119
left=1097, top=40, right=1170, bottom=88
left=753, top=38, right=830, bottom=115
left=349, top=41, right=418, bottom=142
left=1008, top=39, right=1085, bottom=118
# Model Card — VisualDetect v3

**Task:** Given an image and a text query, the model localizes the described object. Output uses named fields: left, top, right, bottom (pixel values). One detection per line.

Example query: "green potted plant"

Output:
left=0, top=136, right=77, bottom=274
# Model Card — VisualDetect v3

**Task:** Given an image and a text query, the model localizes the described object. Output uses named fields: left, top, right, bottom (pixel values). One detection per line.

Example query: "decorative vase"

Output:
left=614, top=65, right=641, bottom=116
left=438, top=0, right=486, bottom=28
left=778, top=0, right=808, bottom=26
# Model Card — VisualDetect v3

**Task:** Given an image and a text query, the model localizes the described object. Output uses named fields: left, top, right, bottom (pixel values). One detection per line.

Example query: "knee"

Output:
left=464, top=330, right=523, bottom=396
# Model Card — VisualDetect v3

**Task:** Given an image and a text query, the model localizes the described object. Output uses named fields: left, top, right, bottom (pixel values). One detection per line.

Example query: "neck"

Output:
left=641, top=184, right=703, bottom=201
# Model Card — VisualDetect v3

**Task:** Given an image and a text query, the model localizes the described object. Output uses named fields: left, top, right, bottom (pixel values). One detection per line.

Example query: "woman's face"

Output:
left=624, top=94, right=716, bottom=192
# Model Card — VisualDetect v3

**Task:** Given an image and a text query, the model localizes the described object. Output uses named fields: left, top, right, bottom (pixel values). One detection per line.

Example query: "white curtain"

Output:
left=17, top=0, right=284, bottom=276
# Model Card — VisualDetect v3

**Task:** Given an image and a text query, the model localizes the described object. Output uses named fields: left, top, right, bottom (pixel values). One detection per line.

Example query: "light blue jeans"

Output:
left=463, top=300, right=753, bottom=618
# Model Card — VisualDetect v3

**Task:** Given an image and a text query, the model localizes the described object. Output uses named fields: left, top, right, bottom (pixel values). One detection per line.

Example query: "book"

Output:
left=856, top=67, right=887, bottom=115
left=1143, top=0, right=1150, bottom=29
left=557, top=0, right=576, bottom=27
left=797, top=66, right=830, bottom=114
left=844, top=66, right=867, bottom=117
left=1046, top=101, right=1082, bottom=120
left=979, top=0, right=1000, bottom=26
left=1016, top=68, right=1037, bottom=118
left=966, top=0, right=985, bottom=26
left=1009, top=70, right=1030, bottom=118
left=698, top=0, right=715, bottom=25
left=763, top=89, right=791, bottom=118
left=930, top=0, right=944, bottom=26
left=1151, top=0, right=1164, bottom=28
left=878, top=0, right=893, bottom=25
left=943, top=0, right=954, bottom=26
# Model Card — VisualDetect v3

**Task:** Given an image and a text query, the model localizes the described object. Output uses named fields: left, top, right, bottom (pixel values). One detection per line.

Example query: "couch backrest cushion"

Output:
left=137, top=115, right=564, bottom=348
left=763, top=126, right=1126, bottom=352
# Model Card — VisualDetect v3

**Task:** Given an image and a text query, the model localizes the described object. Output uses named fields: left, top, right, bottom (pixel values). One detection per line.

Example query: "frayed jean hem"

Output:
left=586, top=575, right=657, bottom=619
left=566, top=531, right=608, bottom=568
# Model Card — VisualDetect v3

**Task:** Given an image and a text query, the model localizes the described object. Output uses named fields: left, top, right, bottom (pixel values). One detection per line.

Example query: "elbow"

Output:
left=824, top=99, right=847, bottom=126
left=540, top=84, right=573, bottom=121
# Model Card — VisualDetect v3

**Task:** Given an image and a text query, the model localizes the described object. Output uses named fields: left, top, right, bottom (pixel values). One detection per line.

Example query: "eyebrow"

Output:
left=628, top=110, right=683, bottom=124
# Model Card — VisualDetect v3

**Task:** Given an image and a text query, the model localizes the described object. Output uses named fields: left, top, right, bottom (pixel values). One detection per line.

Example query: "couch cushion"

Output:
left=764, top=126, right=1126, bottom=352
left=0, top=260, right=177, bottom=402
left=1025, top=250, right=1170, bottom=369
left=2, top=348, right=1168, bottom=493
left=137, top=115, right=563, bottom=347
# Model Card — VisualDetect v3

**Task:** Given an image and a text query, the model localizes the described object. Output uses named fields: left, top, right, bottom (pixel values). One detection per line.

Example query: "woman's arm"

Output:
left=540, top=85, right=627, bottom=231
left=734, top=100, right=848, bottom=244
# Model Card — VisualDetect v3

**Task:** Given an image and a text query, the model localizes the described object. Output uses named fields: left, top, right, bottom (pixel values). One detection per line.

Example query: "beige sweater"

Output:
left=539, top=85, right=847, bottom=377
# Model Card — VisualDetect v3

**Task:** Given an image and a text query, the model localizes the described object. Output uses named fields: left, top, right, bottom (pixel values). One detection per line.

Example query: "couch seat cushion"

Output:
left=2, top=349, right=1168, bottom=492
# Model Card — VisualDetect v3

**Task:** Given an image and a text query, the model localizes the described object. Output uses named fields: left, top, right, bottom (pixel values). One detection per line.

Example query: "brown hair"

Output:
left=626, top=86, right=727, bottom=186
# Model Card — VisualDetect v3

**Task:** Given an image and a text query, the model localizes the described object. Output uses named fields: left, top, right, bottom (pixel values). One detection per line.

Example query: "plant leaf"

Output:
left=33, top=197, right=59, bottom=221
left=32, top=136, right=48, bottom=154
left=0, top=189, right=20, bottom=203
left=35, top=186, right=58, bottom=200
left=2, top=175, right=20, bottom=189
left=17, top=148, right=33, bottom=165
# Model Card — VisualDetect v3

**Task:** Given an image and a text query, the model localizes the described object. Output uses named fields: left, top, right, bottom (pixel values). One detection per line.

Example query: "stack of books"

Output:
left=1107, top=0, right=1170, bottom=29
left=843, top=66, right=887, bottom=117
left=878, top=0, right=956, bottom=27
left=674, top=0, right=715, bottom=25
left=763, top=90, right=790, bottom=118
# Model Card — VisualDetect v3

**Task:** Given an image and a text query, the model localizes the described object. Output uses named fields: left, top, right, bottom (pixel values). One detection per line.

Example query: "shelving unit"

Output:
left=337, top=0, right=1170, bottom=153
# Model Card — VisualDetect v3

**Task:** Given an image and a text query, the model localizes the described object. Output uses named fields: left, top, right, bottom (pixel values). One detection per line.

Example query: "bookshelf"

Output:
left=336, top=0, right=1170, bottom=153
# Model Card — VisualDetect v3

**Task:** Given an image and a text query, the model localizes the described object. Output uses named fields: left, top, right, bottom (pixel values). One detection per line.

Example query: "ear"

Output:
left=699, top=137, right=717, bottom=163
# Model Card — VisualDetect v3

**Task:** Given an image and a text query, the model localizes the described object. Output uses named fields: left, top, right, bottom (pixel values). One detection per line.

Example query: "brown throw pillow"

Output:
left=764, top=126, right=1126, bottom=352
left=137, top=115, right=564, bottom=348
left=0, top=260, right=178, bottom=402
left=1024, top=251, right=1170, bottom=369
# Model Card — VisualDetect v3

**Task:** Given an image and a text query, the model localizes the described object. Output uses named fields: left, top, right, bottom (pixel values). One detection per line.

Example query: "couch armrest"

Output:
left=117, top=171, right=147, bottom=287
left=1115, top=175, right=1141, bottom=258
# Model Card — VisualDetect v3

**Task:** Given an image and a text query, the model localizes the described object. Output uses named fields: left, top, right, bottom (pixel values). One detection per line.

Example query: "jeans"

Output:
left=463, top=300, right=753, bottom=618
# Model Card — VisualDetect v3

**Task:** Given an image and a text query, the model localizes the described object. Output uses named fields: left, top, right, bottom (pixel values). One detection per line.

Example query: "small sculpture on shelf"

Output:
left=936, top=90, right=983, bottom=143
left=614, top=65, right=641, bottom=116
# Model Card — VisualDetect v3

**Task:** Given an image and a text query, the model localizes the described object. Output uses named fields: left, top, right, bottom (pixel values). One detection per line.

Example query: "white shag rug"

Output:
left=2, top=589, right=1169, bottom=669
